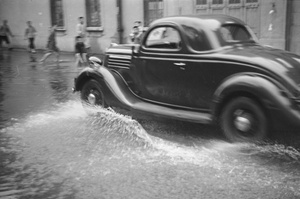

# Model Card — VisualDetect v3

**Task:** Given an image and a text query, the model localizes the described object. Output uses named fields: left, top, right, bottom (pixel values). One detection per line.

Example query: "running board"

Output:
left=131, top=101, right=212, bottom=124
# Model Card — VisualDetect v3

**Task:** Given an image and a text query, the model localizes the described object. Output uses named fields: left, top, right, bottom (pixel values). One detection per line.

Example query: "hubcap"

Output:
left=233, top=110, right=252, bottom=132
left=87, top=93, right=96, bottom=105
left=234, top=115, right=251, bottom=132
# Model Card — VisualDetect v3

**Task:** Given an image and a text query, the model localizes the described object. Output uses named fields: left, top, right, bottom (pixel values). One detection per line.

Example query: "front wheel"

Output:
left=220, top=97, right=268, bottom=143
left=80, top=79, right=107, bottom=113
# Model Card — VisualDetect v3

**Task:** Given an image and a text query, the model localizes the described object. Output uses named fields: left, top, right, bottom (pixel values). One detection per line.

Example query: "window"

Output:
left=229, top=0, right=241, bottom=4
left=220, top=25, right=256, bottom=43
left=246, top=0, right=258, bottom=3
left=212, top=0, right=223, bottom=4
left=50, top=0, right=64, bottom=28
left=195, top=0, right=208, bottom=13
left=245, top=0, right=259, bottom=8
left=85, top=0, right=101, bottom=28
left=211, top=0, right=224, bottom=10
left=182, top=25, right=210, bottom=51
left=145, top=27, right=181, bottom=49
left=144, top=0, right=164, bottom=26
left=196, top=0, right=207, bottom=5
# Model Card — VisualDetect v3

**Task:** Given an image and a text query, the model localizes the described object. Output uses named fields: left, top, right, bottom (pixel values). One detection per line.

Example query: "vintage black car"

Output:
left=73, top=14, right=300, bottom=142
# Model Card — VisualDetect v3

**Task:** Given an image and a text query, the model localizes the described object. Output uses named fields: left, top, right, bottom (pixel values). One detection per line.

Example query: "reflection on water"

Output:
left=0, top=101, right=300, bottom=199
left=0, top=51, right=76, bottom=126
left=0, top=77, right=4, bottom=129
left=48, top=65, right=70, bottom=103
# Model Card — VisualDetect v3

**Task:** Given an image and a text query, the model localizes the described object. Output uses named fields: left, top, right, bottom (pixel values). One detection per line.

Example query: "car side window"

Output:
left=145, top=27, right=181, bottom=49
left=182, top=25, right=211, bottom=51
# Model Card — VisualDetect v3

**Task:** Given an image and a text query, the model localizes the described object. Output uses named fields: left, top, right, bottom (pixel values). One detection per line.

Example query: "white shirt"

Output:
left=76, top=23, right=86, bottom=37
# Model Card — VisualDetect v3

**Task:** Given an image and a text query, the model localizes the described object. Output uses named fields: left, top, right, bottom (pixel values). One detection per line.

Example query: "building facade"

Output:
left=0, top=0, right=299, bottom=55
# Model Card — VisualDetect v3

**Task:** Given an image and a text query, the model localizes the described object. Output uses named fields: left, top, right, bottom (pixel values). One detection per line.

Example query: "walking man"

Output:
left=129, top=21, right=144, bottom=44
left=0, top=20, right=14, bottom=50
left=24, top=21, right=37, bottom=53
left=39, top=25, right=60, bottom=64
left=76, top=17, right=90, bottom=49
left=76, top=17, right=86, bottom=38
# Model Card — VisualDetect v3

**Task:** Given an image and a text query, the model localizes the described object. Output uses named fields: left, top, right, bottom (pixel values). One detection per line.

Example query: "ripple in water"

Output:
left=0, top=101, right=299, bottom=199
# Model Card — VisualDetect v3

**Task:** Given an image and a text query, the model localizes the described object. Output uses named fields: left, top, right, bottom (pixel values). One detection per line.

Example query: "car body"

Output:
left=73, top=14, right=300, bottom=142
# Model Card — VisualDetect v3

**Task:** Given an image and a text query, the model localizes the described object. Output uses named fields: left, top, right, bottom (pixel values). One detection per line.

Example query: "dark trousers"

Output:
left=0, top=36, right=10, bottom=47
left=29, top=38, right=35, bottom=50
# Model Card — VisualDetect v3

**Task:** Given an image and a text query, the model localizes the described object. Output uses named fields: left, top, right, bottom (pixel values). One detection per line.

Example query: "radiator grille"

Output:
left=107, top=54, right=131, bottom=69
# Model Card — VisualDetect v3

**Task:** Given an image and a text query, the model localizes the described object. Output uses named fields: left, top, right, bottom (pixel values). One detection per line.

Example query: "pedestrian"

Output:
left=129, top=21, right=144, bottom=44
left=0, top=20, right=14, bottom=50
left=134, top=21, right=143, bottom=33
left=76, top=16, right=90, bottom=49
left=24, top=21, right=37, bottom=53
left=76, top=17, right=86, bottom=37
left=39, top=25, right=59, bottom=63
left=129, top=26, right=142, bottom=44
left=74, top=35, right=87, bottom=67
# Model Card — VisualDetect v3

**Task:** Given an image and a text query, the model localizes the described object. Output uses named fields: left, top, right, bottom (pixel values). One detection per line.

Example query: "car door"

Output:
left=135, top=24, right=215, bottom=110
left=174, top=24, right=215, bottom=110
left=135, top=26, right=187, bottom=106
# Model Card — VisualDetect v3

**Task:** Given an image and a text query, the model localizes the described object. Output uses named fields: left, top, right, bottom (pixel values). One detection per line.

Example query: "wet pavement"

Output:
left=0, top=49, right=300, bottom=199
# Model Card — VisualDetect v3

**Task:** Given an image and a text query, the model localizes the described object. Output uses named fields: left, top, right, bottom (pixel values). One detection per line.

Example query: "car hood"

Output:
left=222, top=44, right=300, bottom=91
left=106, top=44, right=135, bottom=55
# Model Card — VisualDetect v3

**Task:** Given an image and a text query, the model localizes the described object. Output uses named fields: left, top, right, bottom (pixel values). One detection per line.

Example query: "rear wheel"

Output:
left=220, top=97, right=268, bottom=142
left=80, top=79, right=107, bottom=112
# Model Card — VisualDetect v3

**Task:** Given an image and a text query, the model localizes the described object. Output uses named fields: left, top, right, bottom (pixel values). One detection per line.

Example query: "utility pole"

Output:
left=116, top=0, right=124, bottom=44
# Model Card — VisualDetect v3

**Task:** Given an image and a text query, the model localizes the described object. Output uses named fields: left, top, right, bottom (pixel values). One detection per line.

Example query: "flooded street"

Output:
left=1, top=50, right=300, bottom=199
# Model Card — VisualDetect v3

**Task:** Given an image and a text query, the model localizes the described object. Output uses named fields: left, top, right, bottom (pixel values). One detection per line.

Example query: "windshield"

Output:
left=220, top=24, right=257, bottom=44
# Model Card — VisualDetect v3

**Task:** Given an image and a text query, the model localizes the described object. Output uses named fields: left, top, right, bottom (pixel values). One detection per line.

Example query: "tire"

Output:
left=220, top=97, right=268, bottom=143
left=80, top=79, right=107, bottom=113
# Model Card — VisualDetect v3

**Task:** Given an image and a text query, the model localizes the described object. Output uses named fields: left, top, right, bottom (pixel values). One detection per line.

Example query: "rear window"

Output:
left=220, top=24, right=256, bottom=44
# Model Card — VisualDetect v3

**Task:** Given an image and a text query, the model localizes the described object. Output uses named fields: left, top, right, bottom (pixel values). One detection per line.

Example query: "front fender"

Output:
left=74, top=66, right=139, bottom=109
left=212, top=74, right=300, bottom=126
left=74, top=68, right=104, bottom=91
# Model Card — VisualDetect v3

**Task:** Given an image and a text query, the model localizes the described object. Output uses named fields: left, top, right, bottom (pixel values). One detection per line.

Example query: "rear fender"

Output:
left=212, top=74, right=300, bottom=124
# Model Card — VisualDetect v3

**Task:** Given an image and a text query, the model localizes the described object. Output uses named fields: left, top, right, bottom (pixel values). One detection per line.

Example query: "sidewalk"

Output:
left=0, top=47, right=104, bottom=64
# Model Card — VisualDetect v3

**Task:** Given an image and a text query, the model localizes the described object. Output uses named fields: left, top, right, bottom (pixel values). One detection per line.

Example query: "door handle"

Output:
left=174, top=62, right=186, bottom=66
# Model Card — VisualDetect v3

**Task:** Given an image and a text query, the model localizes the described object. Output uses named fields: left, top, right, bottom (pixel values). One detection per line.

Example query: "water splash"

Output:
left=83, top=106, right=154, bottom=146
left=207, top=140, right=300, bottom=161
left=1, top=100, right=300, bottom=198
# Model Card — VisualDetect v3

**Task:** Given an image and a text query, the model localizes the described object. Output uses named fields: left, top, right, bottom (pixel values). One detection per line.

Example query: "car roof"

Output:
left=150, top=14, right=246, bottom=28
left=146, top=15, right=250, bottom=51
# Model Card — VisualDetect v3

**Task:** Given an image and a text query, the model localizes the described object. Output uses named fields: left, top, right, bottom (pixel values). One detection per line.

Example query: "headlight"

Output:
left=88, top=56, right=102, bottom=69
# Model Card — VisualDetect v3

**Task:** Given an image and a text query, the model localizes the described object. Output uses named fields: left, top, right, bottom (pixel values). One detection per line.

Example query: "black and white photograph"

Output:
left=0, top=0, right=300, bottom=198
